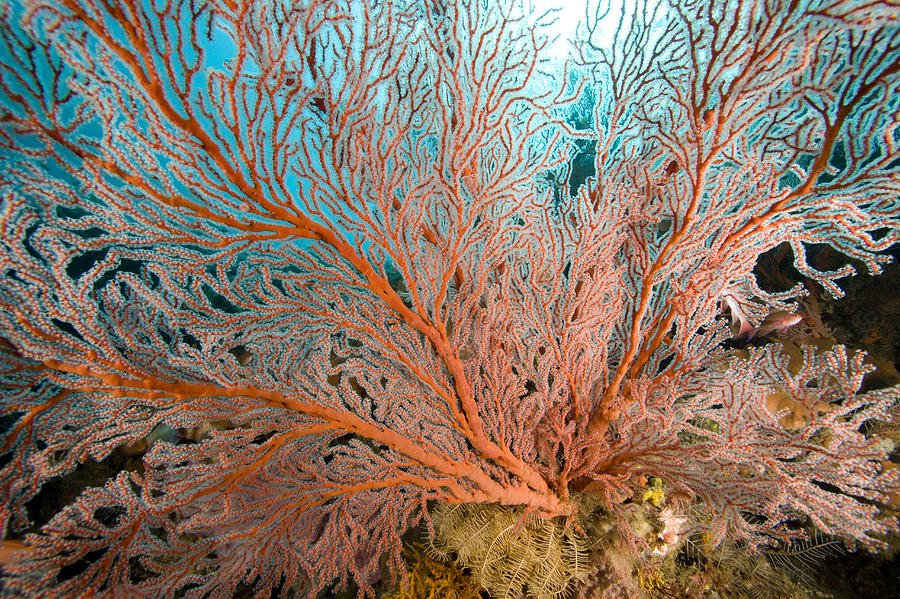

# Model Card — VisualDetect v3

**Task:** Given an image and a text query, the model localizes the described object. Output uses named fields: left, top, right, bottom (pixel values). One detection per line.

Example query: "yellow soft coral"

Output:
left=380, top=542, right=482, bottom=599
left=642, top=477, right=665, bottom=507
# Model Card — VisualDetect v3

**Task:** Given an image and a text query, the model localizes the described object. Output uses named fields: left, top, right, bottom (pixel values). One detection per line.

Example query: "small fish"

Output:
left=719, top=294, right=754, bottom=339
left=122, top=423, right=180, bottom=455
left=737, top=310, right=802, bottom=342
left=457, top=346, right=476, bottom=362
left=0, top=540, right=26, bottom=568
left=720, top=294, right=801, bottom=341
left=746, top=310, right=802, bottom=340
